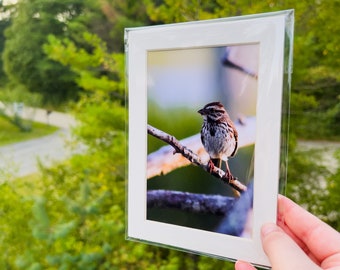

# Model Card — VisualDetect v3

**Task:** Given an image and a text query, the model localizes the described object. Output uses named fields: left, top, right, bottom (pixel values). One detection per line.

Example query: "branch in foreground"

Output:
left=147, top=117, right=256, bottom=179
left=147, top=190, right=236, bottom=215
left=147, top=124, right=247, bottom=193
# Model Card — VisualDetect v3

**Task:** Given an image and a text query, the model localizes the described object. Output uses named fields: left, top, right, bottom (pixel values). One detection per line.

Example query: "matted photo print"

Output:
left=126, top=10, right=294, bottom=268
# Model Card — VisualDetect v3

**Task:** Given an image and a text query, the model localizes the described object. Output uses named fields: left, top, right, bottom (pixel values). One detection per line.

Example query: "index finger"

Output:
left=278, top=195, right=340, bottom=265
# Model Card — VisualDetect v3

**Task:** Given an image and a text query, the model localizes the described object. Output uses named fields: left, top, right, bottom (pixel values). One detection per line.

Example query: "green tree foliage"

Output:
left=0, top=19, right=10, bottom=84
left=100, top=0, right=150, bottom=52
left=285, top=134, right=340, bottom=233
left=1, top=0, right=117, bottom=106
left=0, top=181, right=34, bottom=269
left=2, top=0, right=87, bottom=105
left=325, top=150, right=340, bottom=230
left=1, top=0, right=150, bottom=105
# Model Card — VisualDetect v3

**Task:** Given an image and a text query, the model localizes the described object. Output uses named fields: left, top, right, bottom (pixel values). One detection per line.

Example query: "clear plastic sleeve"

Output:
left=126, top=10, right=294, bottom=268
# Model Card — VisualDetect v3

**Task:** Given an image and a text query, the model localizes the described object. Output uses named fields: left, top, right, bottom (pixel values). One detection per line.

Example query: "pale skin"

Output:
left=235, top=195, right=340, bottom=270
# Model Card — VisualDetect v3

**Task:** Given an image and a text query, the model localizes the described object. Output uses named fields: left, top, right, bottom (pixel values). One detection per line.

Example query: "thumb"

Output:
left=261, top=223, right=320, bottom=270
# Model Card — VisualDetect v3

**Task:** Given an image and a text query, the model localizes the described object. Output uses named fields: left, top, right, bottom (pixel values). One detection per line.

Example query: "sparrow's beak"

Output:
left=198, top=108, right=206, bottom=115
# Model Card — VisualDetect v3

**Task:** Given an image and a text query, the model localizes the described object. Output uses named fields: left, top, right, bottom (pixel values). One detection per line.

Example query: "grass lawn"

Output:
left=0, top=117, right=59, bottom=146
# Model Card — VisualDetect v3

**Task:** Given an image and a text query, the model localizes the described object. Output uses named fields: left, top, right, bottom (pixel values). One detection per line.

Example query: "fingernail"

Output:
left=261, top=223, right=279, bottom=237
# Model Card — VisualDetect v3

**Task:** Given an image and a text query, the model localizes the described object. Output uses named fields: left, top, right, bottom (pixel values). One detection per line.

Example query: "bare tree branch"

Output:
left=147, top=116, right=255, bottom=179
left=147, top=133, right=204, bottom=178
left=147, top=190, right=236, bottom=215
left=147, top=124, right=248, bottom=193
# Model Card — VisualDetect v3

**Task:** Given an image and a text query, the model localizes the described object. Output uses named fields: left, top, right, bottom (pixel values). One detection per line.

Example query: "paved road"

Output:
left=0, top=129, right=75, bottom=177
left=0, top=105, right=80, bottom=178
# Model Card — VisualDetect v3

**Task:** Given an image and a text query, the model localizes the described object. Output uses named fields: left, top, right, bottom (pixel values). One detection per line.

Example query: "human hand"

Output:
left=235, top=195, right=340, bottom=270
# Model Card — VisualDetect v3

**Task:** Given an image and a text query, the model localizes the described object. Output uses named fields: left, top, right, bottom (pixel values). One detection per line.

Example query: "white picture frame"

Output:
left=126, top=10, right=293, bottom=268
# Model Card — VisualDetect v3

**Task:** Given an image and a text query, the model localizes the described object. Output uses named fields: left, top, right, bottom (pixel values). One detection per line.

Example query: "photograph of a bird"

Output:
left=198, top=101, right=238, bottom=181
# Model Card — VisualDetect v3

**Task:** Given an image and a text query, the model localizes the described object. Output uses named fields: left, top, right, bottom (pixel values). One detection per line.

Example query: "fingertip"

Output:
left=234, top=260, right=256, bottom=270
left=277, top=193, right=285, bottom=200
left=260, top=223, right=320, bottom=269
left=277, top=194, right=295, bottom=213
left=277, top=194, right=288, bottom=220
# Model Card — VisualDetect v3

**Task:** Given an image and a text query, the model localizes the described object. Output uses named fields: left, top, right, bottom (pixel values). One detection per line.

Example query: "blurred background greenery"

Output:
left=0, top=0, right=339, bottom=269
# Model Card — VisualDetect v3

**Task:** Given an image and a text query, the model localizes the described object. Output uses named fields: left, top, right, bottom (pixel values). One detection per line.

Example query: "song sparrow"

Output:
left=198, top=101, right=238, bottom=180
